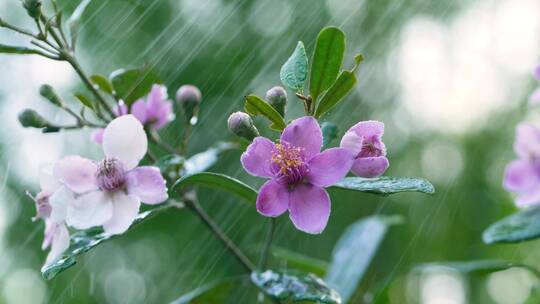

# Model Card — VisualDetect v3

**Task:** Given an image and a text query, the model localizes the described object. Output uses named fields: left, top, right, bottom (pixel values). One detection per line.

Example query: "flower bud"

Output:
left=22, top=0, right=42, bottom=19
left=176, top=85, right=202, bottom=124
left=265, top=86, right=287, bottom=116
left=227, top=112, right=259, bottom=141
left=18, top=109, right=49, bottom=128
left=39, top=84, right=63, bottom=107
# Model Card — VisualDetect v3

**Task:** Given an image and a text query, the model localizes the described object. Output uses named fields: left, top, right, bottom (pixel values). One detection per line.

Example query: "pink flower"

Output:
left=241, top=116, right=353, bottom=234
left=503, top=123, right=540, bottom=207
left=53, top=115, right=168, bottom=234
left=340, top=120, right=389, bottom=178
left=91, top=84, right=173, bottom=145
left=33, top=164, right=70, bottom=263
left=529, top=66, right=540, bottom=105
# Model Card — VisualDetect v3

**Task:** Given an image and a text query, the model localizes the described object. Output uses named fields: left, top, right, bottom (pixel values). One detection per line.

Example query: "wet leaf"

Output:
left=109, top=66, right=160, bottom=105
left=170, top=276, right=248, bottom=304
left=90, top=74, right=113, bottom=94
left=244, top=95, right=286, bottom=131
left=251, top=270, right=341, bottom=304
left=330, top=176, right=435, bottom=196
left=173, top=172, right=257, bottom=204
left=183, top=142, right=236, bottom=175
left=0, top=44, right=42, bottom=55
left=41, top=205, right=169, bottom=280
left=415, top=260, right=540, bottom=279
left=309, top=27, right=346, bottom=102
left=74, top=92, right=95, bottom=110
left=322, top=121, right=339, bottom=148
left=483, top=206, right=540, bottom=244
left=314, top=71, right=356, bottom=118
left=325, top=215, right=403, bottom=302
left=272, top=247, right=328, bottom=277
left=280, top=41, right=308, bottom=92
left=68, top=0, right=92, bottom=46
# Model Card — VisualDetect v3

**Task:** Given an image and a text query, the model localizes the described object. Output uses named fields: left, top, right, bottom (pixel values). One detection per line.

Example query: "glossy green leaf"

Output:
left=244, top=95, right=286, bottom=131
left=68, top=0, right=91, bottom=46
left=90, top=74, right=113, bottom=94
left=415, top=260, right=540, bottom=279
left=330, top=176, right=435, bottom=196
left=0, top=44, right=42, bottom=55
left=280, top=41, right=308, bottom=92
left=325, top=215, right=403, bottom=302
left=251, top=270, right=341, bottom=304
left=109, top=67, right=160, bottom=105
left=322, top=121, right=339, bottom=148
left=173, top=172, right=257, bottom=204
left=483, top=206, right=540, bottom=244
left=272, top=247, right=328, bottom=277
left=314, top=71, right=356, bottom=118
left=170, top=276, right=247, bottom=304
left=183, top=142, right=236, bottom=175
left=41, top=205, right=169, bottom=280
left=74, top=92, right=95, bottom=110
left=309, top=27, right=346, bottom=102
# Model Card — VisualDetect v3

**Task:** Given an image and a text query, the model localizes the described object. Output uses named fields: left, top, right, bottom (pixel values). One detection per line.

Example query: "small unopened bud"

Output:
left=227, top=112, right=259, bottom=141
left=265, top=86, right=287, bottom=116
left=39, top=84, right=63, bottom=107
left=18, top=109, right=49, bottom=128
left=22, top=0, right=42, bottom=19
left=176, top=85, right=202, bottom=124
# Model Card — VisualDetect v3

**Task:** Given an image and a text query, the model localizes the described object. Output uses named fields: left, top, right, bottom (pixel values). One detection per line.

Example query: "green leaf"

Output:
left=325, top=215, right=403, bottom=302
left=244, top=95, right=286, bottom=131
left=41, top=206, right=168, bottom=280
left=280, top=41, right=308, bottom=92
left=272, top=247, right=328, bottom=277
left=309, top=27, right=346, bottom=102
left=251, top=270, right=341, bottom=304
left=170, top=276, right=247, bottom=304
left=109, top=67, right=160, bottom=105
left=321, top=121, right=339, bottom=148
left=0, top=44, right=41, bottom=55
left=74, top=92, right=95, bottom=110
left=67, top=0, right=91, bottom=46
left=173, top=172, right=257, bottom=204
left=314, top=71, right=356, bottom=118
left=90, top=74, right=113, bottom=94
left=482, top=206, right=540, bottom=244
left=184, top=142, right=236, bottom=175
left=330, top=176, right=435, bottom=196
left=415, top=260, right=540, bottom=279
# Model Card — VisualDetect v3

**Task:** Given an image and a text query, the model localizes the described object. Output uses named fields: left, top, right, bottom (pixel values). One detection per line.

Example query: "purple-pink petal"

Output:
left=529, top=87, right=540, bottom=106
left=280, top=116, right=322, bottom=159
left=307, top=148, right=353, bottom=187
left=91, top=128, right=105, bottom=145
left=340, top=131, right=364, bottom=156
left=53, top=156, right=98, bottom=194
left=348, top=120, right=384, bottom=138
left=351, top=156, right=389, bottom=178
left=126, top=166, right=168, bottom=205
left=513, top=123, right=540, bottom=159
left=241, top=137, right=275, bottom=178
left=130, top=99, right=148, bottom=124
left=256, top=180, right=289, bottom=217
left=288, top=184, right=330, bottom=234
left=534, top=65, right=540, bottom=81
left=503, top=159, right=539, bottom=192
left=516, top=188, right=540, bottom=207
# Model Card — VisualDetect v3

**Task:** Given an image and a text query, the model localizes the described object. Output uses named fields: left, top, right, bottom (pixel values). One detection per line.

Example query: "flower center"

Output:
left=358, top=137, right=383, bottom=158
left=34, top=191, right=52, bottom=220
left=96, top=158, right=126, bottom=192
left=271, top=143, right=308, bottom=184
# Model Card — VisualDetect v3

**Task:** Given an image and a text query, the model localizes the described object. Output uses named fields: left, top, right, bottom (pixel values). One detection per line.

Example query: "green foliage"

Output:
left=309, top=27, right=346, bottom=102
left=244, top=95, right=286, bottom=131
left=109, top=66, right=160, bottom=105
left=170, top=276, right=248, bottom=304
left=415, top=260, right=540, bottom=279
left=0, top=44, right=42, bottom=55
left=280, top=41, right=308, bottom=92
left=325, top=215, right=403, bottom=302
left=74, top=92, right=94, bottom=110
left=39, top=84, right=62, bottom=107
left=251, top=270, right=341, bottom=304
left=272, top=247, right=328, bottom=277
left=174, top=172, right=257, bottom=204
left=183, top=142, right=236, bottom=175
left=322, top=121, right=339, bottom=148
left=90, top=74, right=114, bottom=94
left=314, top=71, right=357, bottom=118
left=483, top=206, right=540, bottom=244
left=68, top=0, right=92, bottom=46
left=330, top=176, right=435, bottom=196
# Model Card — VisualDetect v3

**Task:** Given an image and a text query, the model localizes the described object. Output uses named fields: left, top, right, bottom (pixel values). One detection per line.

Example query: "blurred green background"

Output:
left=1, top=0, right=540, bottom=303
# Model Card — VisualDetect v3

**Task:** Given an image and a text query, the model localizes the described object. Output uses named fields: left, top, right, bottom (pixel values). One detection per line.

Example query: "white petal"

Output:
left=66, top=191, right=113, bottom=229
left=102, top=115, right=148, bottom=170
left=48, top=186, right=73, bottom=223
left=45, top=223, right=70, bottom=264
left=103, top=193, right=141, bottom=235
left=53, top=155, right=98, bottom=194
left=39, top=163, right=61, bottom=193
